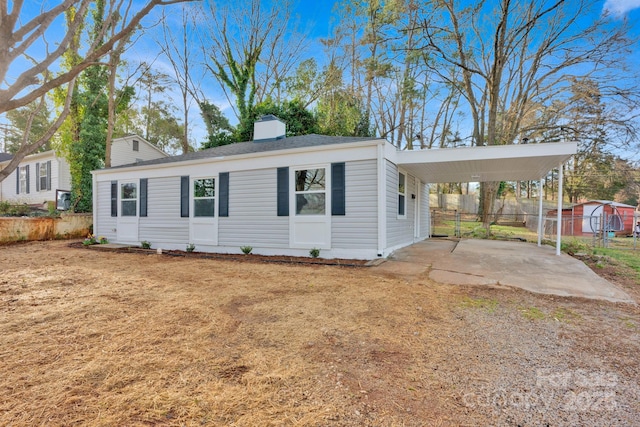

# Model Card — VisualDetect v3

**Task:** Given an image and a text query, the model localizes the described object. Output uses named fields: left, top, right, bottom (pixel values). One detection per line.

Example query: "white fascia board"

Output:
left=92, top=139, right=384, bottom=181
left=394, top=142, right=577, bottom=165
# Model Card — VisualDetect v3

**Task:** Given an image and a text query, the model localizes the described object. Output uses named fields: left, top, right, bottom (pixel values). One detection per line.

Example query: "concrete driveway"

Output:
left=377, top=238, right=634, bottom=304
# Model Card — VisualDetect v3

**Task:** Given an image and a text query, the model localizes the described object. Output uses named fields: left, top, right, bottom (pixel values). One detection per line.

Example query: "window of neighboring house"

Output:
left=133, top=140, right=139, bottom=151
left=121, top=182, right=137, bottom=216
left=295, top=168, right=326, bottom=215
left=398, top=172, right=406, bottom=217
left=193, top=178, right=215, bottom=217
left=19, top=166, right=28, bottom=194
left=39, top=163, right=48, bottom=191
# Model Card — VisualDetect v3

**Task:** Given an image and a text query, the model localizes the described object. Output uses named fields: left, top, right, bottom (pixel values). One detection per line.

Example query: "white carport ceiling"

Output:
left=396, top=142, right=577, bottom=183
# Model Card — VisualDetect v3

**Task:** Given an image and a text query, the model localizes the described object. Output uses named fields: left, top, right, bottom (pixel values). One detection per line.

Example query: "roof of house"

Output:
left=0, top=153, right=14, bottom=162
left=105, top=134, right=377, bottom=170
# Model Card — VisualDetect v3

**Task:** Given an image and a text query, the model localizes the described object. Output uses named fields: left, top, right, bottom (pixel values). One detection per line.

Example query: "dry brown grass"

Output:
left=1, top=241, right=465, bottom=426
left=1, top=241, right=639, bottom=426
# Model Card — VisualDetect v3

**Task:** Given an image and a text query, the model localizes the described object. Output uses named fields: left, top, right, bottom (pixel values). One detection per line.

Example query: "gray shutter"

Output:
left=139, top=178, right=148, bottom=217
left=36, top=163, right=40, bottom=192
left=331, top=162, right=346, bottom=216
left=25, top=165, right=30, bottom=193
left=180, top=176, right=189, bottom=218
left=219, top=172, right=229, bottom=217
left=46, top=160, right=52, bottom=190
left=110, top=181, right=118, bottom=217
left=16, top=168, right=19, bottom=194
left=277, top=167, right=289, bottom=216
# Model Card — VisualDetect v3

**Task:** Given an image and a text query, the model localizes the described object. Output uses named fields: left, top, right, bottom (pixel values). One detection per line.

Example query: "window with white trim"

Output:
left=193, top=178, right=215, bottom=217
left=398, top=172, right=406, bottom=217
left=121, top=182, right=137, bottom=216
left=19, top=166, right=28, bottom=194
left=295, top=168, right=326, bottom=215
left=39, top=163, right=48, bottom=191
left=133, top=140, right=139, bottom=151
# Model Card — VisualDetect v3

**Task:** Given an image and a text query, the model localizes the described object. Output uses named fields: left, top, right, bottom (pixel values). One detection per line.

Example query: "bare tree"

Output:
left=420, top=0, right=640, bottom=227
left=158, top=4, right=204, bottom=154
left=201, top=0, right=307, bottom=136
left=0, top=0, right=191, bottom=182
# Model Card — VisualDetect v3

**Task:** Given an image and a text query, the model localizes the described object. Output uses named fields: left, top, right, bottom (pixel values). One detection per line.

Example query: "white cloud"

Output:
left=603, top=0, right=640, bottom=16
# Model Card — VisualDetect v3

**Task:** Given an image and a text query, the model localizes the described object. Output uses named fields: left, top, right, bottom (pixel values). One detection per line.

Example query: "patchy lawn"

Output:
left=1, top=240, right=639, bottom=426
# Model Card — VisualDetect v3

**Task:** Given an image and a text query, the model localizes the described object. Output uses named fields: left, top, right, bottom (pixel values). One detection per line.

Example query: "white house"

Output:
left=0, top=135, right=167, bottom=208
left=91, top=116, right=577, bottom=259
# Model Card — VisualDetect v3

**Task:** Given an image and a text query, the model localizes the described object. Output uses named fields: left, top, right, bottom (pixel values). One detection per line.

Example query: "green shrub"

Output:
left=186, top=243, right=196, bottom=253
left=141, top=241, right=152, bottom=249
left=240, top=245, right=253, bottom=255
left=309, top=248, right=320, bottom=258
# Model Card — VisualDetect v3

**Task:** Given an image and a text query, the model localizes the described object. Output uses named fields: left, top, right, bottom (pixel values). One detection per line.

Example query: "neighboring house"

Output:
left=0, top=135, right=167, bottom=208
left=549, top=200, right=637, bottom=236
left=92, top=115, right=577, bottom=259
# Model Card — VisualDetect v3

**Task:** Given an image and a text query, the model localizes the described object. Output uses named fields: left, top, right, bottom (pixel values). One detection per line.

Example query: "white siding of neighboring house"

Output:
left=332, top=159, right=378, bottom=250
left=386, top=160, right=416, bottom=249
left=95, top=180, right=117, bottom=241
left=110, top=136, right=167, bottom=167
left=58, top=158, right=72, bottom=192
left=218, top=168, right=289, bottom=248
left=138, top=176, right=189, bottom=244
left=0, top=152, right=65, bottom=205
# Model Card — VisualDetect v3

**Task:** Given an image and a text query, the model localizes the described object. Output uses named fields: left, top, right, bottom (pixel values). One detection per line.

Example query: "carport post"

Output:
left=556, top=163, right=564, bottom=255
left=537, top=178, right=543, bottom=247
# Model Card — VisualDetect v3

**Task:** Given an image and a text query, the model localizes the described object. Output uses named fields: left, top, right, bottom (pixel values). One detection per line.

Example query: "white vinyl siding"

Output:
left=95, top=180, right=117, bottom=241
left=218, top=168, right=289, bottom=247
left=332, top=160, right=378, bottom=249
left=139, top=177, right=189, bottom=243
left=386, top=161, right=415, bottom=247
left=58, top=159, right=72, bottom=191
left=110, top=136, right=167, bottom=167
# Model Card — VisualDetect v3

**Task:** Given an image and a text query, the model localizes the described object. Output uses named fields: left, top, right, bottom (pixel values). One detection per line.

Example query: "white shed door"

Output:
left=582, top=204, right=601, bottom=233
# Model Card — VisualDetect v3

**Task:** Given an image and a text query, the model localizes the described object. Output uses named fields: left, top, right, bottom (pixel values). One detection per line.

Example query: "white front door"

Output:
left=117, top=181, right=139, bottom=243
left=290, top=166, right=331, bottom=249
left=189, top=177, right=218, bottom=246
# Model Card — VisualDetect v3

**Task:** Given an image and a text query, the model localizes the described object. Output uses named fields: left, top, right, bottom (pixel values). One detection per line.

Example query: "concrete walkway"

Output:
left=377, top=239, right=634, bottom=304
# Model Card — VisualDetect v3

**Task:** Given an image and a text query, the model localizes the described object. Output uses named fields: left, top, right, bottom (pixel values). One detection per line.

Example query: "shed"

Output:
left=92, top=118, right=577, bottom=259
left=549, top=200, right=637, bottom=236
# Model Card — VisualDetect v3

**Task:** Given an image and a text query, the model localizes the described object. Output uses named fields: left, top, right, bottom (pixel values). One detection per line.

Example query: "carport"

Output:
left=396, top=142, right=578, bottom=255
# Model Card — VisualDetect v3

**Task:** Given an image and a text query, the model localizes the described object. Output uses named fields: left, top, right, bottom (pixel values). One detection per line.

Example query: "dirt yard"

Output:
left=1, top=240, right=639, bottom=426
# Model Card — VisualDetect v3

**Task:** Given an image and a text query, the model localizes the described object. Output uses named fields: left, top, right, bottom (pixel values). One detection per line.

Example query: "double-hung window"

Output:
left=19, top=166, right=28, bottom=194
left=398, top=172, right=406, bottom=217
left=121, top=182, right=137, bottom=216
left=38, top=163, right=48, bottom=191
left=295, top=168, right=326, bottom=215
left=194, top=178, right=215, bottom=217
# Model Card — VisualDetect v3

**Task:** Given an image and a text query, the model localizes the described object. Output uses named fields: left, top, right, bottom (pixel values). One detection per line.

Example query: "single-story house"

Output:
left=0, top=135, right=167, bottom=209
left=92, top=115, right=577, bottom=259
left=548, top=200, right=637, bottom=236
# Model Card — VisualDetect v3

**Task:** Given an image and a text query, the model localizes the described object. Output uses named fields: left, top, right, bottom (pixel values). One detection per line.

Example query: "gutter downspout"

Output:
left=537, top=178, right=543, bottom=247
left=377, top=142, right=386, bottom=257
left=92, top=172, right=98, bottom=237
left=556, top=163, right=564, bottom=255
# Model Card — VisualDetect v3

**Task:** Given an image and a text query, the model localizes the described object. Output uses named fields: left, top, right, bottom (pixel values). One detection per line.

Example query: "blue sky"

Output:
left=2, top=0, right=640, bottom=153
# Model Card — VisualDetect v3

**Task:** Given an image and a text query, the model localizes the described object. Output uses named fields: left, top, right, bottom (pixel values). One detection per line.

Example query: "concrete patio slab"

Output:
left=381, top=239, right=634, bottom=304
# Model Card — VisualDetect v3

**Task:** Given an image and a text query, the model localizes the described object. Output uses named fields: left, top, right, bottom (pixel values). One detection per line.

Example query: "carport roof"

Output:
left=396, top=142, right=577, bottom=183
